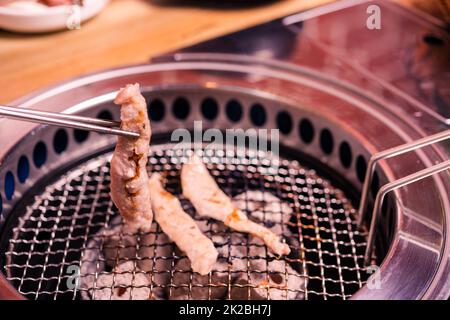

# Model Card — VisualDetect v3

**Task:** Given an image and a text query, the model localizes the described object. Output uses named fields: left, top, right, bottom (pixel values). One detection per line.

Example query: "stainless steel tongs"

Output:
left=0, top=105, right=139, bottom=138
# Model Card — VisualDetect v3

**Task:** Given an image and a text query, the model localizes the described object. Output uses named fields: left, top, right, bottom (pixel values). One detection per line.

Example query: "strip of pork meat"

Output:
left=110, top=84, right=153, bottom=232
left=181, top=155, right=291, bottom=256
left=148, top=173, right=218, bottom=275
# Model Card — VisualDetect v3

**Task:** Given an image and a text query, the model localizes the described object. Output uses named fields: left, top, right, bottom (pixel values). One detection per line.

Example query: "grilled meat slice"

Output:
left=181, top=155, right=290, bottom=256
left=149, top=173, right=218, bottom=275
left=110, top=83, right=153, bottom=231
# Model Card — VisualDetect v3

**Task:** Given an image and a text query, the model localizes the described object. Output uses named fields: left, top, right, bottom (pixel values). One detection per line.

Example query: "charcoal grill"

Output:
left=0, top=55, right=449, bottom=300
left=1, top=0, right=450, bottom=300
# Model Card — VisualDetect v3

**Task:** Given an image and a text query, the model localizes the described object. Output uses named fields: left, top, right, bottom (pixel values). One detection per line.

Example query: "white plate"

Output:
left=0, top=0, right=109, bottom=33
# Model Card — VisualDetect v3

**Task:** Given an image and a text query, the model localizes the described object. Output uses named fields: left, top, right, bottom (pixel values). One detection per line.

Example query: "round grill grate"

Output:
left=1, top=145, right=371, bottom=300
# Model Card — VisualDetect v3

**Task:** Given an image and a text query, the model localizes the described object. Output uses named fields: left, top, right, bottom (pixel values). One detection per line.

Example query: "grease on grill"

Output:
left=1, top=146, right=371, bottom=300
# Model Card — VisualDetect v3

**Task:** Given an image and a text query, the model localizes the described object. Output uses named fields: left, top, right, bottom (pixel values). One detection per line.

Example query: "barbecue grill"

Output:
left=0, top=0, right=449, bottom=300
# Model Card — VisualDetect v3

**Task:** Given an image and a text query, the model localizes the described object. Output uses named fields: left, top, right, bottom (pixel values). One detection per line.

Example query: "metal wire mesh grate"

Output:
left=1, top=145, right=371, bottom=300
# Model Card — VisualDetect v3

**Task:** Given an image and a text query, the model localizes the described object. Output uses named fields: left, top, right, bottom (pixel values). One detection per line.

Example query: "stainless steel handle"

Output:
left=364, top=160, right=450, bottom=265
left=357, top=129, right=450, bottom=226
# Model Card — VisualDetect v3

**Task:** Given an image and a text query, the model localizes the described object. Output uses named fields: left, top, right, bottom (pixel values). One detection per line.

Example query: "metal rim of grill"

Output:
left=1, top=58, right=448, bottom=300
left=2, top=144, right=370, bottom=300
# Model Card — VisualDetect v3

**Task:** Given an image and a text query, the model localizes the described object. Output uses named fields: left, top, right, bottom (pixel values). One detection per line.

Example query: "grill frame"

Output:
left=0, top=58, right=448, bottom=299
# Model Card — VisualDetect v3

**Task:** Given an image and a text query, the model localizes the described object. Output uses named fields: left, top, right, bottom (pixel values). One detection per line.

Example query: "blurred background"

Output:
left=0, top=0, right=448, bottom=103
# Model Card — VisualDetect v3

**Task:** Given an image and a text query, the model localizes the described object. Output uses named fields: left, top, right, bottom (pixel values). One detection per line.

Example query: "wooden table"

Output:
left=0, top=0, right=414, bottom=103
